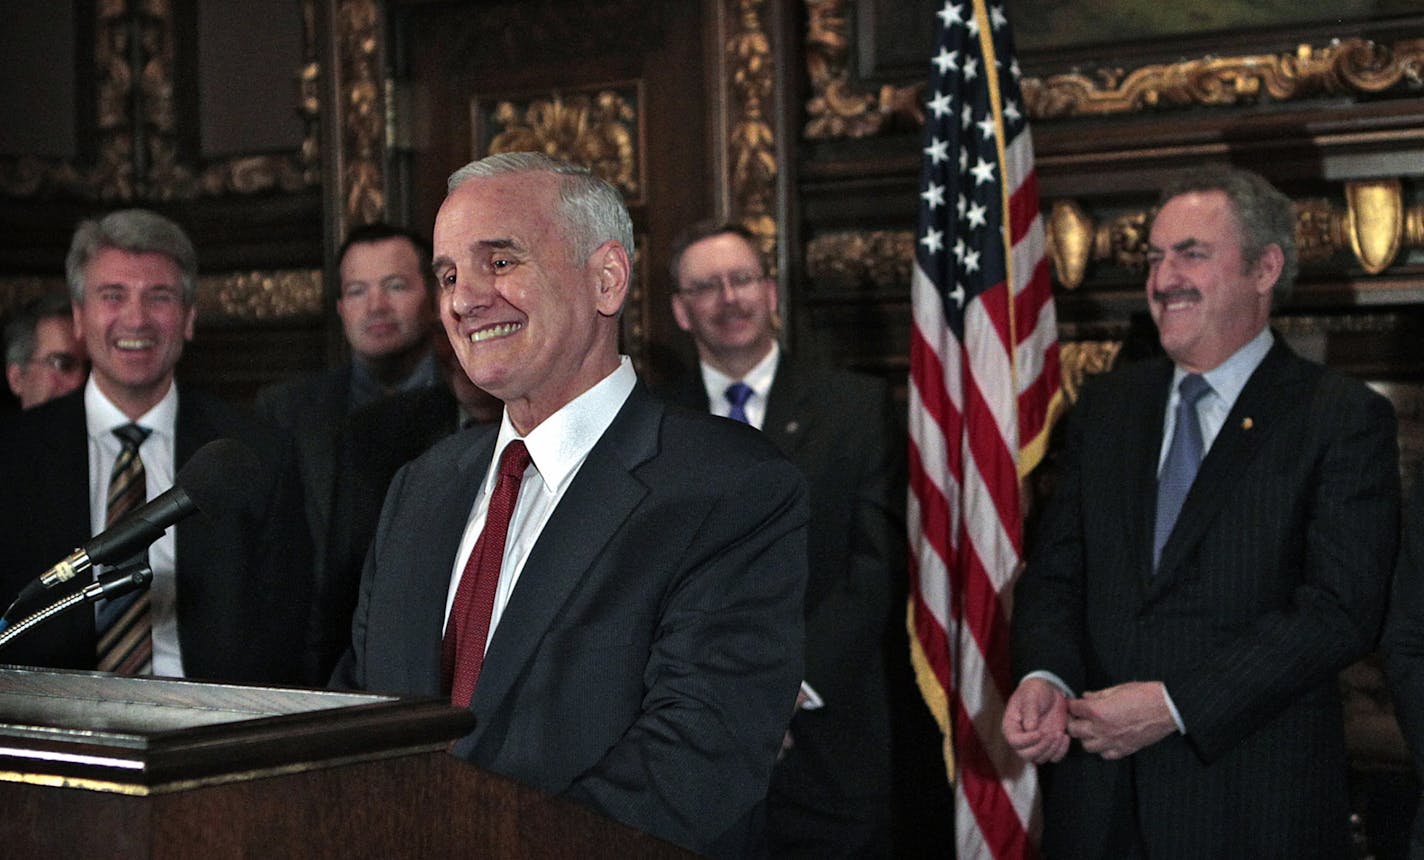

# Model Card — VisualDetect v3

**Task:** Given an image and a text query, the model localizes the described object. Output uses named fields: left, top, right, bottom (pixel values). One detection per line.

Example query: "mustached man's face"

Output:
left=1145, top=191, right=1278, bottom=373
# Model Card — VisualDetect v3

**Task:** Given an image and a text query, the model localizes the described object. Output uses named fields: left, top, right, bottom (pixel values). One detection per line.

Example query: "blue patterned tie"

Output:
left=1153, top=374, right=1211, bottom=571
left=725, top=382, right=754, bottom=424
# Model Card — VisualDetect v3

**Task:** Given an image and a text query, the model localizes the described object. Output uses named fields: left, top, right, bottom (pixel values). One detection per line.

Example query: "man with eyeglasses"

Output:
left=661, top=220, right=906, bottom=857
left=4, top=292, right=87, bottom=410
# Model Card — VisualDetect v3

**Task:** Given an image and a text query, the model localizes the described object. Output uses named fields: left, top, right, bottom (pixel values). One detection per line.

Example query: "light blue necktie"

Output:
left=725, top=382, right=754, bottom=424
left=1153, top=374, right=1211, bottom=571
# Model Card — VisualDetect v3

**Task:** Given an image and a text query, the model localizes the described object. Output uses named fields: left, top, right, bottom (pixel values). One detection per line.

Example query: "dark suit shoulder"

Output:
left=254, top=366, right=349, bottom=427
left=657, top=400, right=793, bottom=469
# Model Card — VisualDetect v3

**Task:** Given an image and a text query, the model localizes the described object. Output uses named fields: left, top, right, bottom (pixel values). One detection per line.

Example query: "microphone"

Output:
left=36, top=438, right=260, bottom=590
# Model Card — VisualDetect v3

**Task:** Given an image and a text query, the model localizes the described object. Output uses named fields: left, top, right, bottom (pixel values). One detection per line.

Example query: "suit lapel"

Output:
left=469, top=388, right=660, bottom=722
left=1150, top=341, right=1305, bottom=588
left=762, top=355, right=814, bottom=457
left=1130, top=362, right=1173, bottom=587
left=400, top=431, right=496, bottom=686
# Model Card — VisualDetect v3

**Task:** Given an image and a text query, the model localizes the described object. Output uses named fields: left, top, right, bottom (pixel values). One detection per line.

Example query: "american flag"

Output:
left=906, top=1, right=1062, bottom=858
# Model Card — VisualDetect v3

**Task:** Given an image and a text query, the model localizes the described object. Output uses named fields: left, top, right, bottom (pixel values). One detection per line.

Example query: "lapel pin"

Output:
left=1241, top=417, right=1254, bottom=430
left=784, top=420, right=800, bottom=435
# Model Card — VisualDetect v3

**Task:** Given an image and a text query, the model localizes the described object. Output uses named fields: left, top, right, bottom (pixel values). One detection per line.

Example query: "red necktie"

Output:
left=442, top=440, right=532, bottom=707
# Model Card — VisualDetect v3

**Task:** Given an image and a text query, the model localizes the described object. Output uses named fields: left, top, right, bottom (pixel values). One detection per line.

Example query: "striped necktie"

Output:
left=96, top=423, right=154, bottom=674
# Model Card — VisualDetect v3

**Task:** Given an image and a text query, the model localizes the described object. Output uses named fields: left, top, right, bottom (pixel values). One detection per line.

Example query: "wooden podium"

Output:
left=0, top=667, right=688, bottom=857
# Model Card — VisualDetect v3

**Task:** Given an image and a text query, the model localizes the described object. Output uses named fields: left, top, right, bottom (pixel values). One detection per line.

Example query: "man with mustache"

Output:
left=660, top=220, right=905, bottom=857
left=1002, top=167, right=1399, bottom=858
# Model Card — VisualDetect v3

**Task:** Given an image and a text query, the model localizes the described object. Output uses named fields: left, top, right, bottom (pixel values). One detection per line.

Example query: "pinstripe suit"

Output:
left=1012, top=337, right=1399, bottom=858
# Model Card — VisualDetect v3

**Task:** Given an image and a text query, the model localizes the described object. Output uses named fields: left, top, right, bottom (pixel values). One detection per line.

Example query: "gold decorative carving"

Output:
left=196, top=270, right=323, bottom=321
left=1045, top=184, right=1423, bottom=285
left=1022, top=38, right=1424, bottom=120
left=481, top=87, right=643, bottom=202
left=805, top=230, right=913, bottom=289
left=0, top=1, right=319, bottom=201
left=0, top=277, right=68, bottom=316
left=728, top=0, right=780, bottom=266
left=1345, top=179, right=1405, bottom=275
left=800, top=0, right=1424, bottom=139
left=1059, top=341, right=1123, bottom=403
left=337, top=0, right=385, bottom=225
left=803, top=0, right=921, bottom=140
left=1046, top=201, right=1091, bottom=290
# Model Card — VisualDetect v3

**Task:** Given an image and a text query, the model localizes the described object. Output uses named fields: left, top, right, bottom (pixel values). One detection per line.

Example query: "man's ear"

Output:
left=591, top=241, right=630, bottom=316
left=6, top=363, right=24, bottom=398
left=1253, top=243, right=1284, bottom=297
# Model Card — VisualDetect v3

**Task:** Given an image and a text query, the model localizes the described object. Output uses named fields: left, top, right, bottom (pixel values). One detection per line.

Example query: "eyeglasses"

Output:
left=677, top=269, right=767, bottom=300
left=27, top=353, right=84, bottom=374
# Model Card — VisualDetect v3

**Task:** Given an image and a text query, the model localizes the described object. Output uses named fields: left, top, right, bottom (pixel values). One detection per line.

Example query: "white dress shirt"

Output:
left=84, top=377, right=184, bottom=677
left=443, top=356, right=638, bottom=654
left=699, top=342, right=779, bottom=430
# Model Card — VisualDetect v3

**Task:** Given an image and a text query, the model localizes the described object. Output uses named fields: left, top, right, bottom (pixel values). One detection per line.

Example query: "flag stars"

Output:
left=966, top=15, right=979, bottom=38
left=1010, top=58, right=1022, bottom=80
left=921, top=182, right=946, bottom=210
left=971, top=157, right=996, bottom=185
left=961, top=104, right=974, bottom=129
left=964, top=57, right=979, bottom=81
left=953, top=238, right=967, bottom=262
left=936, top=1, right=965, bottom=28
left=924, top=136, right=949, bottom=165
left=990, top=5, right=1008, bottom=30
left=932, top=48, right=960, bottom=75
left=959, top=146, right=969, bottom=171
left=957, top=193, right=968, bottom=218
left=963, top=248, right=981, bottom=273
left=949, top=282, right=966, bottom=308
left=1004, top=99, right=1022, bottom=124
left=921, top=226, right=945, bottom=255
left=966, top=201, right=988, bottom=229
left=928, top=90, right=953, bottom=119
left=976, top=115, right=997, bottom=140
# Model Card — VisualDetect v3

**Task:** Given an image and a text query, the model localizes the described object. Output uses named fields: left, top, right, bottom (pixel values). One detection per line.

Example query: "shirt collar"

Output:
left=700, top=341, right=780, bottom=406
left=488, top=355, right=637, bottom=495
left=84, top=375, right=179, bottom=441
left=1172, top=326, right=1274, bottom=409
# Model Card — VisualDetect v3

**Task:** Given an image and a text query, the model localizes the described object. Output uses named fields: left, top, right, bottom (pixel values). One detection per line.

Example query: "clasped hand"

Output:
left=1002, top=679, right=1177, bottom=763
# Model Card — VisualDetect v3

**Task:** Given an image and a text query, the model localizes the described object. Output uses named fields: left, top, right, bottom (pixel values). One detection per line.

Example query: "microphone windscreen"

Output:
left=175, top=439, right=262, bottom=513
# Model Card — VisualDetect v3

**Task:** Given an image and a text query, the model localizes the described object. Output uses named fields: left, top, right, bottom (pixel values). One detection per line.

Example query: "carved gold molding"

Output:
left=805, top=230, right=913, bottom=290
left=0, top=270, right=322, bottom=322
left=1059, top=340, right=1123, bottom=403
left=196, top=270, right=323, bottom=321
left=1047, top=179, right=1420, bottom=288
left=808, top=179, right=1417, bottom=292
left=1023, top=38, right=1424, bottom=120
left=801, top=0, right=1424, bottom=139
left=480, top=86, right=644, bottom=204
left=336, top=0, right=385, bottom=225
left=728, top=0, right=780, bottom=267
left=0, top=0, right=320, bottom=201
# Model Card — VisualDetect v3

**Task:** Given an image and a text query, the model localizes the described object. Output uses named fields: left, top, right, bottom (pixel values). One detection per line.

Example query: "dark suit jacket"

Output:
left=316, top=384, right=463, bottom=680
left=255, top=366, right=350, bottom=572
left=1013, top=339, right=1399, bottom=859
left=331, top=384, right=809, bottom=855
left=660, top=355, right=904, bottom=805
left=0, top=386, right=314, bottom=684
left=1384, top=465, right=1424, bottom=856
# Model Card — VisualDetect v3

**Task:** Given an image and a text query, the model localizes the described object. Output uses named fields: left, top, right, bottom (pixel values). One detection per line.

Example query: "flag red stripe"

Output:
left=953, top=695, right=1040, bottom=860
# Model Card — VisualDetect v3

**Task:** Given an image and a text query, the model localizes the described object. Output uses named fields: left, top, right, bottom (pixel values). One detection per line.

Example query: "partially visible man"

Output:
left=256, top=223, right=438, bottom=578
left=316, top=332, right=501, bottom=679
left=659, top=220, right=903, bottom=856
left=4, top=291, right=87, bottom=409
left=1384, top=466, right=1424, bottom=858
left=0, top=209, right=312, bottom=684
left=332, top=153, right=808, bottom=856
left=1002, top=168, right=1399, bottom=858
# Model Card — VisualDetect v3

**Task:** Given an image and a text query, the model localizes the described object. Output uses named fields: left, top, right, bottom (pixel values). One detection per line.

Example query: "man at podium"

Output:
left=331, top=152, right=809, bottom=858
